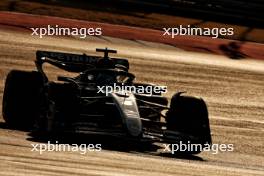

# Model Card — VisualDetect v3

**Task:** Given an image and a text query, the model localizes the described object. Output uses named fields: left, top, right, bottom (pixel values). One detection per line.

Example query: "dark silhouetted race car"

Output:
left=2, top=48, right=211, bottom=154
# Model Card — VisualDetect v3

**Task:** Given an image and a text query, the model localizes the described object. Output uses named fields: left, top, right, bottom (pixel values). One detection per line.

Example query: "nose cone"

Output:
left=110, top=92, right=142, bottom=137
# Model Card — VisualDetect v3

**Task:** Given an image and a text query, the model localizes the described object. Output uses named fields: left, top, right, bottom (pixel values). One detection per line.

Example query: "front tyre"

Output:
left=166, top=92, right=212, bottom=154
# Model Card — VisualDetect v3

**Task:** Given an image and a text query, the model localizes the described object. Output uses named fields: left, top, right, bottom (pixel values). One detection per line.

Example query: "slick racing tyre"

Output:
left=2, top=70, right=44, bottom=130
left=166, top=92, right=211, bottom=154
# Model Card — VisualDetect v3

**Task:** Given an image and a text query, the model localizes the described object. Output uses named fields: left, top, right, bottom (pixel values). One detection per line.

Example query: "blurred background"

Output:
left=0, top=0, right=263, bottom=43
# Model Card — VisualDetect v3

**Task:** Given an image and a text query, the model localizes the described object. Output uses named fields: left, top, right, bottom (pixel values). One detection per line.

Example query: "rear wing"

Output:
left=35, top=50, right=129, bottom=73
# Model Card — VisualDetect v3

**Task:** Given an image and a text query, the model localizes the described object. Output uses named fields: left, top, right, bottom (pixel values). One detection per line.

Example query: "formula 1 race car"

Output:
left=2, top=48, right=212, bottom=154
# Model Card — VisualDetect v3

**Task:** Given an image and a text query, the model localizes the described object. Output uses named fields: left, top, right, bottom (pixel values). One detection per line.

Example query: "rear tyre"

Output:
left=2, top=70, right=44, bottom=130
left=166, top=92, right=211, bottom=154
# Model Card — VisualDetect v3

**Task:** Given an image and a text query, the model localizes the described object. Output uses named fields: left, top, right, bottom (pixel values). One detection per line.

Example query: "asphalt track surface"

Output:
left=0, top=26, right=263, bottom=176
